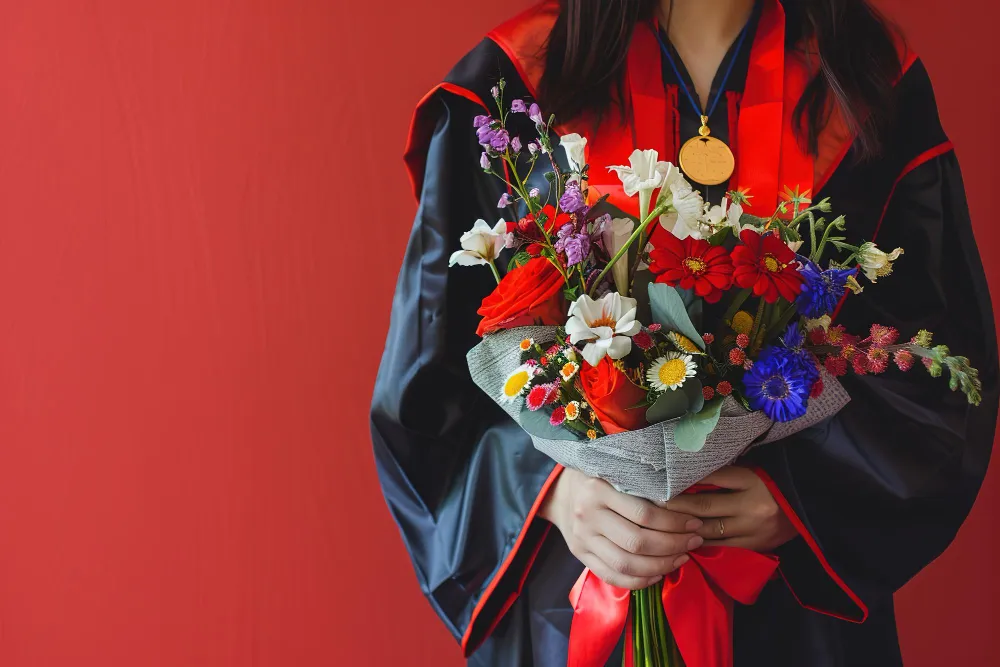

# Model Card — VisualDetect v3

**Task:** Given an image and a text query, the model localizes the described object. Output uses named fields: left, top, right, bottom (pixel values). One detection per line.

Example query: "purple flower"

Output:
left=491, top=85, right=500, bottom=99
left=511, top=136, right=522, bottom=153
left=528, top=142, right=539, bottom=155
left=490, top=129, right=511, bottom=152
left=528, top=103, right=544, bottom=125
left=559, top=182, right=587, bottom=214
left=480, top=152, right=491, bottom=170
left=473, top=115, right=492, bottom=128
left=555, top=223, right=591, bottom=266
left=497, top=193, right=513, bottom=208
left=529, top=188, right=540, bottom=198
left=511, top=99, right=527, bottom=113
left=476, top=124, right=497, bottom=147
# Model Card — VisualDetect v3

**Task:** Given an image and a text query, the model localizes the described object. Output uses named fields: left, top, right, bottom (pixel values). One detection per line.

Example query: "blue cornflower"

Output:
left=743, top=348, right=813, bottom=422
left=795, top=260, right=855, bottom=318
left=780, top=321, right=806, bottom=350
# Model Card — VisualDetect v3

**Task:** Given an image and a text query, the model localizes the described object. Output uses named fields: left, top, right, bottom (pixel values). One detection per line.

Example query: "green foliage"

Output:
left=648, top=283, right=705, bottom=351
left=507, top=251, right=532, bottom=272
left=674, top=399, right=725, bottom=452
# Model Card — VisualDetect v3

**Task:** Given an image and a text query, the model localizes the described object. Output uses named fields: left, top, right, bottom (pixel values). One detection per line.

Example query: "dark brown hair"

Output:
left=538, top=0, right=903, bottom=159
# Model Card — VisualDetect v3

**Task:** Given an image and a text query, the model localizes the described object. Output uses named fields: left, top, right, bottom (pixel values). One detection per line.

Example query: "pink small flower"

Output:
left=729, top=348, right=746, bottom=365
left=716, top=381, right=733, bottom=396
left=526, top=383, right=559, bottom=411
left=702, top=333, right=715, bottom=345
left=840, top=343, right=858, bottom=360
left=826, top=326, right=848, bottom=345
left=824, top=356, right=848, bottom=377
left=808, top=328, right=827, bottom=346
left=546, top=344, right=562, bottom=356
left=922, top=357, right=935, bottom=370
left=867, top=347, right=889, bottom=374
left=550, top=406, right=567, bottom=426
left=894, top=349, right=916, bottom=372
left=810, top=378, right=825, bottom=398
left=735, top=333, right=750, bottom=349
left=702, top=386, right=715, bottom=401
left=633, top=330, right=655, bottom=351
left=648, top=323, right=662, bottom=333
left=869, top=324, right=899, bottom=347
left=852, top=353, right=870, bottom=376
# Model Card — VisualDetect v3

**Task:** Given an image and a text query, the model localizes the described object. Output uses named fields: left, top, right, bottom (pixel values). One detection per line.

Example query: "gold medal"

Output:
left=679, top=116, right=735, bottom=186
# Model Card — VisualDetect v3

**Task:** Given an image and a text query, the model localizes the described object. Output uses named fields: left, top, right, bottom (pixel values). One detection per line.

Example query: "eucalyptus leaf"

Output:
left=648, top=283, right=705, bottom=350
left=645, top=388, right=691, bottom=424
left=519, top=408, right=584, bottom=442
left=674, top=398, right=725, bottom=452
left=681, top=378, right=704, bottom=414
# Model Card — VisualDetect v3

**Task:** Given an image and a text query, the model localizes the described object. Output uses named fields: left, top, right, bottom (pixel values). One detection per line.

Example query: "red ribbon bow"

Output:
left=567, top=546, right=779, bottom=667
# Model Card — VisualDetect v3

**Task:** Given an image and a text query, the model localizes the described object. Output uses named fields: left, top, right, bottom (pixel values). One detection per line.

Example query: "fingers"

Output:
left=600, top=485, right=703, bottom=533
left=699, top=466, right=757, bottom=491
left=594, top=508, right=703, bottom=557
left=693, top=515, right=755, bottom=541
left=702, top=536, right=761, bottom=550
left=583, top=536, right=692, bottom=589
left=665, top=490, right=743, bottom=518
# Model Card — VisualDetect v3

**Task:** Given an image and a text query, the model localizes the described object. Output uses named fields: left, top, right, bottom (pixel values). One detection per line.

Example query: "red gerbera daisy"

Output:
left=731, top=229, right=804, bottom=303
left=648, top=234, right=734, bottom=304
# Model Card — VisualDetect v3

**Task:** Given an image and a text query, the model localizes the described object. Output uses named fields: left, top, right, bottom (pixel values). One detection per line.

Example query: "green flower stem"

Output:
left=811, top=215, right=848, bottom=264
left=748, top=297, right=768, bottom=353
left=722, top=288, right=752, bottom=327
left=589, top=203, right=668, bottom=298
left=488, top=260, right=501, bottom=284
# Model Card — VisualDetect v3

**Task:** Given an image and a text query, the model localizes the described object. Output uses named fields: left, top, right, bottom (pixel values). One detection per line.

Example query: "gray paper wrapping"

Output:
left=467, top=326, right=849, bottom=501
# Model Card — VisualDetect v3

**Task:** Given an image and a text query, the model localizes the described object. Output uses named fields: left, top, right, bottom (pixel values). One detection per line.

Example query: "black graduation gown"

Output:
left=370, top=4, right=999, bottom=666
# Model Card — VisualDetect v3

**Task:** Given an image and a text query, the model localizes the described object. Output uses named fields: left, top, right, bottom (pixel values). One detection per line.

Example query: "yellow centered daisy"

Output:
left=587, top=429, right=598, bottom=440
left=646, top=353, right=697, bottom=392
left=519, top=338, right=534, bottom=351
left=668, top=331, right=702, bottom=355
left=761, top=254, right=781, bottom=272
left=731, top=310, right=754, bottom=335
left=559, top=361, right=580, bottom=382
left=565, top=401, right=581, bottom=421
left=683, top=257, right=707, bottom=275
left=501, top=365, right=534, bottom=402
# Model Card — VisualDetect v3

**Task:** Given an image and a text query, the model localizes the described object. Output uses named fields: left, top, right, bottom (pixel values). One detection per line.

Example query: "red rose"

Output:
left=731, top=229, right=804, bottom=303
left=648, top=234, right=734, bottom=303
left=476, top=257, right=566, bottom=336
left=516, top=205, right=569, bottom=242
left=578, top=358, right=648, bottom=434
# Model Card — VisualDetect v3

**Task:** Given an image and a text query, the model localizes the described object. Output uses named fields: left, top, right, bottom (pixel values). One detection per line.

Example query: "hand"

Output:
left=665, top=466, right=797, bottom=552
left=540, top=468, right=705, bottom=590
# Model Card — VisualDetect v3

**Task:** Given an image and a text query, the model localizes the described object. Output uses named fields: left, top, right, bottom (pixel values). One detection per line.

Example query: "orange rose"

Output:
left=578, top=358, right=648, bottom=434
left=476, top=257, right=566, bottom=336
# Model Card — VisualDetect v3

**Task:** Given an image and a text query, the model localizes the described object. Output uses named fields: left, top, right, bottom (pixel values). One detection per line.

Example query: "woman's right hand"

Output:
left=539, top=468, right=705, bottom=589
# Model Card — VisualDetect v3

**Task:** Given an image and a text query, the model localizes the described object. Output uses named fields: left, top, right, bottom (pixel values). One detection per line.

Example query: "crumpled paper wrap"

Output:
left=467, top=326, right=849, bottom=501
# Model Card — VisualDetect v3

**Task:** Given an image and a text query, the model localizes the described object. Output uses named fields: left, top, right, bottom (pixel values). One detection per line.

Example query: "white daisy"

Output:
left=646, top=353, right=697, bottom=392
left=500, top=364, right=537, bottom=403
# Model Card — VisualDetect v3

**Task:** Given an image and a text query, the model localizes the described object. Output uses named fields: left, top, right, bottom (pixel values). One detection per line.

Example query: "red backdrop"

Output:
left=0, top=0, right=995, bottom=665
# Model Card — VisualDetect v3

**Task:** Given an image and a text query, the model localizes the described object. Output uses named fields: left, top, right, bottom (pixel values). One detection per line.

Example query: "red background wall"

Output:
left=0, top=0, right=995, bottom=665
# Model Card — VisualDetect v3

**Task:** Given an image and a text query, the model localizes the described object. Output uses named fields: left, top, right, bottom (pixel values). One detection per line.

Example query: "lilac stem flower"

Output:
left=511, top=136, right=522, bottom=153
left=528, top=103, right=544, bottom=126
left=511, top=99, right=526, bottom=113
left=480, top=152, right=491, bottom=170
left=490, top=129, right=511, bottom=152
left=497, top=192, right=513, bottom=208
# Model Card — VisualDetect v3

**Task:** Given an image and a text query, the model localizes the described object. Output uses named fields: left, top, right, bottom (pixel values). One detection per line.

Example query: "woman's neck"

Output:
left=659, top=0, right=755, bottom=108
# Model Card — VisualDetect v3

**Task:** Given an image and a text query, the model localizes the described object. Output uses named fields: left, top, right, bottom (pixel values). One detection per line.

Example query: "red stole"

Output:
left=573, top=0, right=814, bottom=218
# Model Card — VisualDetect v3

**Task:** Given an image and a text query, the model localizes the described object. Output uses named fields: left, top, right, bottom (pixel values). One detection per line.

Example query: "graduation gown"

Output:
left=370, top=1, right=999, bottom=665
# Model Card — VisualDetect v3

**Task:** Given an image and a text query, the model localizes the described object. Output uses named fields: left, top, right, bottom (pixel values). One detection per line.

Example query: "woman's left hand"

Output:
left=664, top=466, right=798, bottom=552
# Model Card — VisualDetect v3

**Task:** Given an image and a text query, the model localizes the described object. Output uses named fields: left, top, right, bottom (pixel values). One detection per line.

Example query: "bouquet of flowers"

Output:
left=451, top=79, right=983, bottom=667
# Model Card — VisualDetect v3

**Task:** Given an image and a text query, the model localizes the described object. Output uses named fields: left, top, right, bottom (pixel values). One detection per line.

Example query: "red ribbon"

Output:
left=567, top=547, right=779, bottom=667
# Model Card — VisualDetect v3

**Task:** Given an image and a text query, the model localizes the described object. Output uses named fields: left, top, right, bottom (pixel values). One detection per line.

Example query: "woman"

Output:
left=371, top=0, right=998, bottom=664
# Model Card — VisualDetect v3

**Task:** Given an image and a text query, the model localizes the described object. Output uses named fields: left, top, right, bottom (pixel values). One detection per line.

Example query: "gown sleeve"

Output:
left=745, top=118, right=999, bottom=620
left=370, top=84, right=562, bottom=655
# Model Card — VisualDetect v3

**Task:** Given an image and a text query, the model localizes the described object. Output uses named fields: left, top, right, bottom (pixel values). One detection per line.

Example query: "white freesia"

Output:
left=659, top=179, right=705, bottom=240
left=706, top=198, right=745, bottom=232
left=602, top=217, right=635, bottom=295
left=560, top=133, right=588, bottom=173
left=608, top=149, right=672, bottom=220
left=448, top=219, right=511, bottom=275
left=857, top=242, right=904, bottom=282
left=565, top=293, right=642, bottom=367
